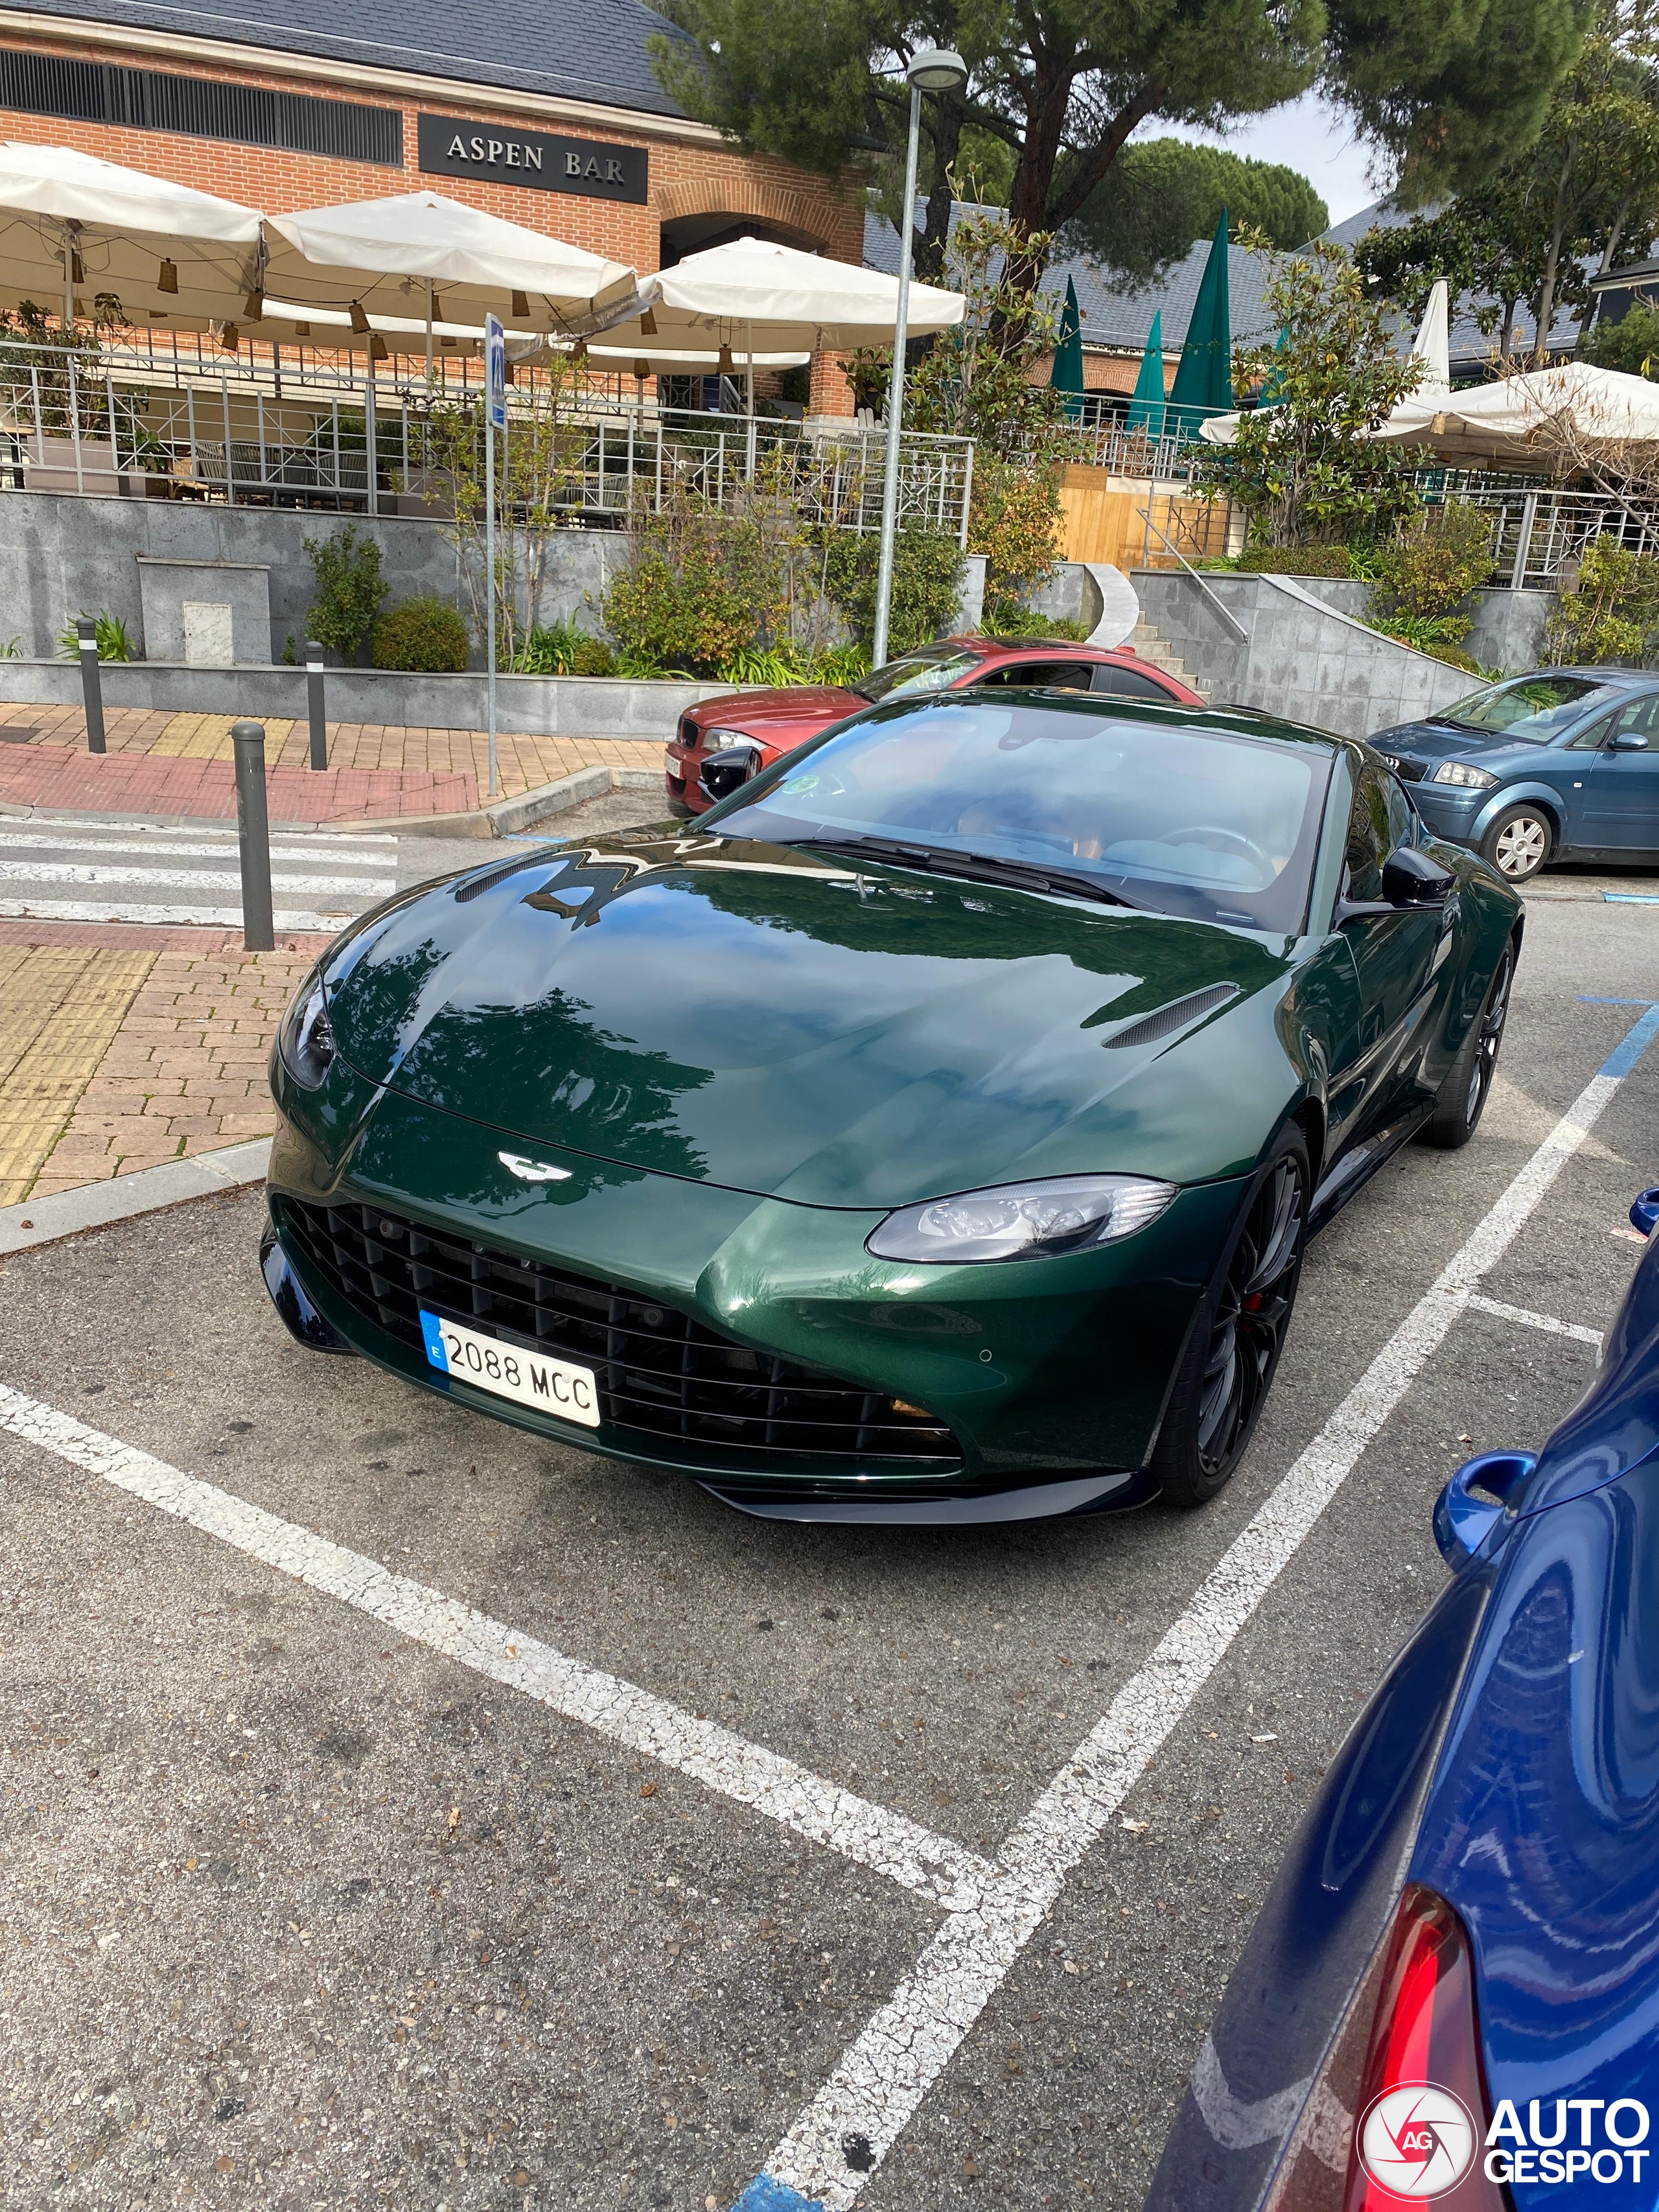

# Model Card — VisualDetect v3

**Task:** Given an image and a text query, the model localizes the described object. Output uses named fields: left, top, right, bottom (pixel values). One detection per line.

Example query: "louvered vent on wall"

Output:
left=0, top=48, right=401, bottom=165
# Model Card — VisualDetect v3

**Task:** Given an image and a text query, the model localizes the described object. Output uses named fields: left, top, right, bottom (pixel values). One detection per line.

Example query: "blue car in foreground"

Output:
left=1148, top=1185, right=1659, bottom=2211
left=1372, top=668, right=1659, bottom=883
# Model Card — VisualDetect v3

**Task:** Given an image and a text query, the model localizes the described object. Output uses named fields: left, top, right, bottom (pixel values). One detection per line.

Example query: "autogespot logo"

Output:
left=1357, top=2084, right=1478, bottom=2198
left=1356, top=2086, right=1653, bottom=2196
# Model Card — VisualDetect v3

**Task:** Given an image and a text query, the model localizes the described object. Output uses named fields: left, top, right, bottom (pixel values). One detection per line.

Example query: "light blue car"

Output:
left=1371, top=667, right=1659, bottom=881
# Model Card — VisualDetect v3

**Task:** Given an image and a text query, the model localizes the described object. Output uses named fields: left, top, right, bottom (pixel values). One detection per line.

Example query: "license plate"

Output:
left=664, top=745, right=680, bottom=769
left=419, top=1310, right=600, bottom=1427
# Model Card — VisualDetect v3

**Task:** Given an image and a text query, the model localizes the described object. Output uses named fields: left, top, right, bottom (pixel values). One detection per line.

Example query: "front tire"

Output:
left=1152, top=1128, right=1310, bottom=1508
left=1480, top=804, right=1553, bottom=882
left=1419, top=938, right=1515, bottom=1150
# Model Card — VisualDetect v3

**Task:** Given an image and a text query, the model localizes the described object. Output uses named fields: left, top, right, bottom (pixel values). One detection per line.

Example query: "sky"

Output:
left=1144, top=89, right=1388, bottom=227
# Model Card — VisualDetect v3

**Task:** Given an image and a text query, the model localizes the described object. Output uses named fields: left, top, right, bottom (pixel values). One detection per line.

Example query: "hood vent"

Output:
left=1104, top=981, right=1240, bottom=1050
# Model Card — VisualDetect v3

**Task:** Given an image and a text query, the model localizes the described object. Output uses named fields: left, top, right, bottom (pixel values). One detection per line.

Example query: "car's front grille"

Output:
left=1375, top=750, right=1426, bottom=781
left=273, top=1196, right=962, bottom=1469
left=676, top=713, right=701, bottom=751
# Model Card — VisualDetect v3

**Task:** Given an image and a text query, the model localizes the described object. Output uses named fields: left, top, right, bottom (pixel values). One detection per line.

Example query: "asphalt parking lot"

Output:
left=3, top=887, right=1656, bottom=2212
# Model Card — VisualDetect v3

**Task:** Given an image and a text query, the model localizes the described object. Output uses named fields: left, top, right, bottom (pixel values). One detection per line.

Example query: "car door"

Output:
left=1330, top=765, right=1449, bottom=1144
left=1580, top=692, right=1659, bottom=852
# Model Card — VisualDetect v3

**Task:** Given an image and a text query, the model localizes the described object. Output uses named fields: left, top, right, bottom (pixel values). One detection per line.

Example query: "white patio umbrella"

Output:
left=261, top=191, right=655, bottom=373
left=1373, top=359, right=1659, bottom=463
left=599, top=235, right=964, bottom=398
left=1200, top=279, right=1456, bottom=447
left=0, top=141, right=262, bottom=332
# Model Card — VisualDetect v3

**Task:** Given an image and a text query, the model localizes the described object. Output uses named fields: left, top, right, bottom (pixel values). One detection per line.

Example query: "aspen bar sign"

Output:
left=417, top=115, right=647, bottom=203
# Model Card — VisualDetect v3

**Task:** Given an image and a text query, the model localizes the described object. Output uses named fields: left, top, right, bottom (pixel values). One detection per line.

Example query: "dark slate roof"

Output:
left=863, top=204, right=1277, bottom=353
left=17, top=0, right=695, bottom=119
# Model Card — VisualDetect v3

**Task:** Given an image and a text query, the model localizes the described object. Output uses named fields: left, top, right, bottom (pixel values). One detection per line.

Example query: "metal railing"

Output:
left=0, top=336, right=974, bottom=541
left=1427, top=483, right=1659, bottom=590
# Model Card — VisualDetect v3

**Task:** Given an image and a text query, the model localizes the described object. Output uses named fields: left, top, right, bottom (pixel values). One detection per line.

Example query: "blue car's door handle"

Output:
left=1433, top=1449, right=1537, bottom=1568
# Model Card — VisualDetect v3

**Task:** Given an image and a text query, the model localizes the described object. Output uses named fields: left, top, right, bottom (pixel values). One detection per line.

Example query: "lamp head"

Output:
left=905, top=45, right=968, bottom=91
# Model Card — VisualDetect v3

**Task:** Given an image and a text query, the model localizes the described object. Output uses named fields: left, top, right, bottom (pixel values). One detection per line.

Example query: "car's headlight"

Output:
left=276, top=966, right=336, bottom=1089
left=866, top=1174, right=1178, bottom=1263
left=1432, top=760, right=1498, bottom=789
left=701, top=727, right=754, bottom=751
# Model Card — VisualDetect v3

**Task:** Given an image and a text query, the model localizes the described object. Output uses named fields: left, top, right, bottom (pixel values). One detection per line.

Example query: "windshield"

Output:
left=712, top=695, right=1333, bottom=932
left=1437, top=674, right=1623, bottom=742
left=853, top=646, right=984, bottom=703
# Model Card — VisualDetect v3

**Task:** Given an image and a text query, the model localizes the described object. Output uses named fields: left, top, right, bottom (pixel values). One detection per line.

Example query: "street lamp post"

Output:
left=871, top=45, right=968, bottom=671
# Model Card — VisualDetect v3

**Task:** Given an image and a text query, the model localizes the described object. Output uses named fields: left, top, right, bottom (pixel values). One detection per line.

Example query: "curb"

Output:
left=0, top=1137, right=271, bottom=1255
left=321, top=763, right=667, bottom=841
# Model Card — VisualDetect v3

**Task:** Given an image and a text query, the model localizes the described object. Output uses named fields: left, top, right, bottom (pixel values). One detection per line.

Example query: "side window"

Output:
left=1345, top=766, right=1392, bottom=900
left=1568, top=711, right=1618, bottom=750
left=973, top=659, right=1094, bottom=691
left=1091, top=663, right=1176, bottom=699
left=1611, top=696, right=1659, bottom=743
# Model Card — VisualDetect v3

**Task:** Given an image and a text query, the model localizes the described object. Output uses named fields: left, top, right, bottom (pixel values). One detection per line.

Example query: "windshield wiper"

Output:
left=786, top=834, right=1134, bottom=907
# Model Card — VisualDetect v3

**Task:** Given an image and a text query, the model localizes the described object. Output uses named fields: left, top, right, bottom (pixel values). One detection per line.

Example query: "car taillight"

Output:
left=1263, top=1887, right=1508, bottom=2211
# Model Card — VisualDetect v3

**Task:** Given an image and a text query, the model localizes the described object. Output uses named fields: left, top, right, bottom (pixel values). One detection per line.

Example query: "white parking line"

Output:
left=736, top=1001, right=1659, bottom=2212
left=1465, top=1292, right=1605, bottom=1349
left=0, top=1386, right=993, bottom=1913
left=0, top=830, right=400, bottom=866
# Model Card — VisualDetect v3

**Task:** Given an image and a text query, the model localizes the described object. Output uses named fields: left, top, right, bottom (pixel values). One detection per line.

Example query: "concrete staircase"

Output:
left=1131, top=617, right=1212, bottom=699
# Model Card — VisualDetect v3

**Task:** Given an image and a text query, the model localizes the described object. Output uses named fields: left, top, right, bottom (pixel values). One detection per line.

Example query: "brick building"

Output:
left=0, top=0, right=864, bottom=408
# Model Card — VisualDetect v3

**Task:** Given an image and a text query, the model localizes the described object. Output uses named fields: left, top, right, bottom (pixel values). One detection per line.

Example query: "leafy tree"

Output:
left=303, top=525, right=386, bottom=665
left=1353, top=1, right=1659, bottom=362
left=1582, top=297, right=1659, bottom=373
left=652, top=0, right=1592, bottom=296
left=1546, top=536, right=1659, bottom=658
left=1216, top=238, right=1427, bottom=547
left=1067, top=141, right=1328, bottom=283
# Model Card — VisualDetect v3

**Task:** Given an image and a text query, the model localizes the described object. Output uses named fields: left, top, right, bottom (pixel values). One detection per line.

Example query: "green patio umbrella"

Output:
left=1126, top=309, right=1166, bottom=439
left=1050, top=274, right=1085, bottom=419
left=1168, top=211, right=1233, bottom=436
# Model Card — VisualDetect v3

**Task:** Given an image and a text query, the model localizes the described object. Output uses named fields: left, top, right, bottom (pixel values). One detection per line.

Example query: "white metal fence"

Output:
left=1423, top=480, right=1659, bottom=590
left=0, top=337, right=974, bottom=542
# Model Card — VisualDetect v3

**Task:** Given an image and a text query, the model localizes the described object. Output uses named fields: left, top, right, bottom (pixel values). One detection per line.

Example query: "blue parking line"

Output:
left=1599, top=1004, right=1659, bottom=1080
left=1604, top=893, right=1659, bottom=904
left=729, top=2178, right=825, bottom=2212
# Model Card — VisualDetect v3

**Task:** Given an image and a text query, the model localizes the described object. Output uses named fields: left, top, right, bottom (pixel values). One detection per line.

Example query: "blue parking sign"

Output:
left=485, top=313, right=506, bottom=429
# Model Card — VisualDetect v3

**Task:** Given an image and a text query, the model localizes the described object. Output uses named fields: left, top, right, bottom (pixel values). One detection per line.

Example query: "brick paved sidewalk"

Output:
left=0, top=703, right=658, bottom=822
left=0, top=920, right=327, bottom=1205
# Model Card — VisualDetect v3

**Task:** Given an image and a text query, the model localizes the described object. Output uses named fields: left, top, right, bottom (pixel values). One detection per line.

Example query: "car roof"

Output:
left=942, top=634, right=1143, bottom=659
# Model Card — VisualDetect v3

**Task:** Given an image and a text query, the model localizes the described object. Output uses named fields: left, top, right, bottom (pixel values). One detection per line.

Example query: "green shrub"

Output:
left=369, top=595, right=470, bottom=673
left=513, top=618, right=616, bottom=676
left=1235, top=544, right=1356, bottom=577
left=58, top=611, right=133, bottom=660
left=979, top=611, right=1092, bottom=642
left=809, top=642, right=871, bottom=686
left=1546, top=537, right=1659, bottom=664
left=1581, top=302, right=1659, bottom=380
left=1371, top=503, right=1494, bottom=631
left=303, top=524, right=386, bottom=664
left=602, top=485, right=803, bottom=675
left=820, top=528, right=966, bottom=657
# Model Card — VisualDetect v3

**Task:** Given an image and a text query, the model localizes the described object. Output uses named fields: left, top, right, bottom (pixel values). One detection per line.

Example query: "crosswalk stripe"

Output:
left=0, top=821, right=399, bottom=850
left=0, top=897, right=347, bottom=931
left=0, top=830, right=399, bottom=867
left=0, top=861, right=391, bottom=900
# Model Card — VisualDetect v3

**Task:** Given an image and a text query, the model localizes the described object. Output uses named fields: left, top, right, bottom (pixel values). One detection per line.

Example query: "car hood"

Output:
left=1371, top=718, right=1547, bottom=769
left=695, top=686, right=862, bottom=739
left=325, top=829, right=1294, bottom=1209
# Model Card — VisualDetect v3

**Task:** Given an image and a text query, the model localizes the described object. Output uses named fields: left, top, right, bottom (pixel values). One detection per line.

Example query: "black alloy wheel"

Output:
left=1154, top=1131, right=1309, bottom=1508
left=1420, top=940, right=1516, bottom=1149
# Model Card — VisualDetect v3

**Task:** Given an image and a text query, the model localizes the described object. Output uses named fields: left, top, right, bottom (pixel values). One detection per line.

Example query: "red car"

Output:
left=663, top=634, right=1207, bottom=817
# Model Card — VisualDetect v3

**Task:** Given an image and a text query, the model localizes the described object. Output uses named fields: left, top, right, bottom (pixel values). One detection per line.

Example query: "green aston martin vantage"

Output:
left=261, top=689, right=1522, bottom=1524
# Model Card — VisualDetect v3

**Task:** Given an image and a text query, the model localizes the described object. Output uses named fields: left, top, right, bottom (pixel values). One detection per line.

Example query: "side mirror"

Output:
left=1610, top=731, right=1651, bottom=752
left=1381, top=844, right=1453, bottom=905
left=699, top=743, right=761, bottom=802
left=1631, top=1185, right=1659, bottom=1237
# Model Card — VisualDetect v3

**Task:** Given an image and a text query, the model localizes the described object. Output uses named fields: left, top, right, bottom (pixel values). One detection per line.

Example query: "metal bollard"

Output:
left=231, top=719, right=275, bottom=951
left=76, top=615, right=106, bottom=755
left=305, top=638, right=327, bottom=771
